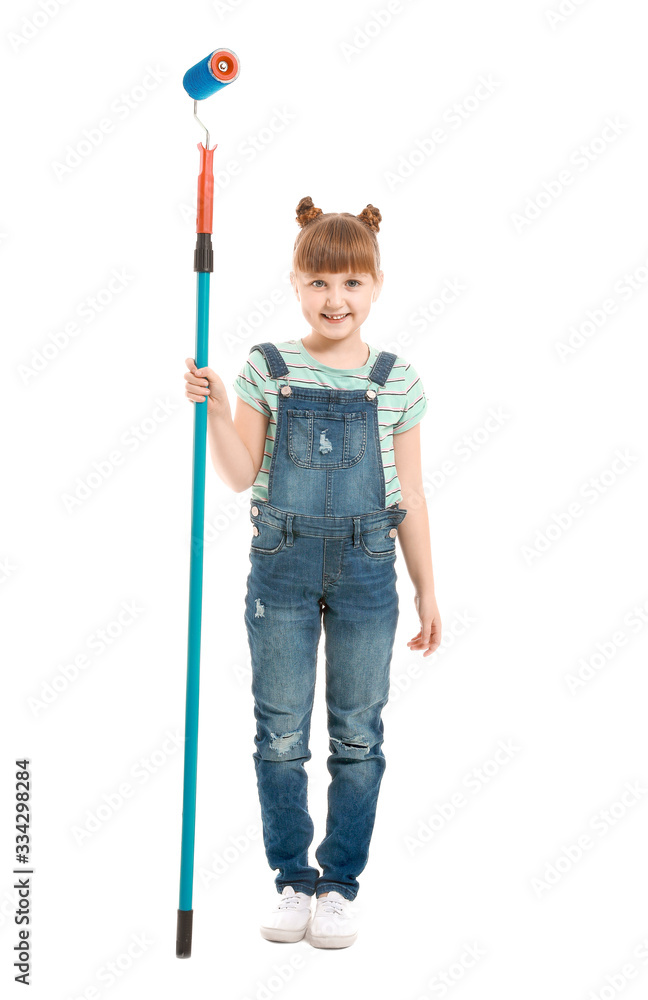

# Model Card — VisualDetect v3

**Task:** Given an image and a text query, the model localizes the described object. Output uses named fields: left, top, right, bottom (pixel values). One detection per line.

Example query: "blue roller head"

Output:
left=183, top=48, right=240, bottom=100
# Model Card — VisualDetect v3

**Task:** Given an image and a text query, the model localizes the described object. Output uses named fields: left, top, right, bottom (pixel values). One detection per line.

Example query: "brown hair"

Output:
left=292, top=196, right=382, bottom=282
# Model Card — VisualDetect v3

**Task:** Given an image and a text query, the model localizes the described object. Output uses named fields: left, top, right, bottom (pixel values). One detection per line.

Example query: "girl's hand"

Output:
left=408, top=592, right=442, bottom=657
left=184, top=357, right=228, bottom=418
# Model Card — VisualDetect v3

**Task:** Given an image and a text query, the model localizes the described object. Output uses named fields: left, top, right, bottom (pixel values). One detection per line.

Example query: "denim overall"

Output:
left=244, top=341, right=408, bottom=900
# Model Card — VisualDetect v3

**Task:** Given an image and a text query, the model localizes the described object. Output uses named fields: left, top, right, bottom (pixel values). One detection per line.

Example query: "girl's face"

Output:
left=291, top=269, right=383, bottom=340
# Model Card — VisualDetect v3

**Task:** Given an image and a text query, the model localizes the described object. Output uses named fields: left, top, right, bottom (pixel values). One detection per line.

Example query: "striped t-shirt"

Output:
left=232, top=337, right=427, bottom=505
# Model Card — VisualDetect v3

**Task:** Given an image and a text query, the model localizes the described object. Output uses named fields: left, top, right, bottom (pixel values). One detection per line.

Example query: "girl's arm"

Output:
left=393, top=424, right=442, bottom=656
left=184, top=358, right=269, bottom=492
left=208, top=397, right=269, bottom=493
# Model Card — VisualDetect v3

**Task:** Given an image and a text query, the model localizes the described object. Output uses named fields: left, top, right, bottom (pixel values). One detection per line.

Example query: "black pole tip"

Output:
left=176, top=908, right=193, bottom=958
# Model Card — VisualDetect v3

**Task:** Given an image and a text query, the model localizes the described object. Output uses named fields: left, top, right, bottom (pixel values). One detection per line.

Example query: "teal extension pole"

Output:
left=177, top=48, right=241, bottom=960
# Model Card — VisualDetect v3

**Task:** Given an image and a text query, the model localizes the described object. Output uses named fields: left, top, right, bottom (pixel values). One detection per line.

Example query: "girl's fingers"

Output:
left=185, top=358, right=214, bottom=379
left=184, top=358, right=214, bottom=408
left=184, top=376, right=210, bottom=391
left=408, top=620, right=441, bottom=654
left=184, top=370, right=210, bottom=386
left=184, top=358, right=218, bottom=386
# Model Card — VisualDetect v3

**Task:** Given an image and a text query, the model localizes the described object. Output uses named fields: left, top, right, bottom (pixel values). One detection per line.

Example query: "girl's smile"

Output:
left=322, top=312, right=350, bottom=324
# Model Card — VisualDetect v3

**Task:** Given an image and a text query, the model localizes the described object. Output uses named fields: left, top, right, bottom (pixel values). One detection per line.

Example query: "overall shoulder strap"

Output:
left=368, top=350, right=398, bottom=387
left=250, top=342, right=290, bottom=379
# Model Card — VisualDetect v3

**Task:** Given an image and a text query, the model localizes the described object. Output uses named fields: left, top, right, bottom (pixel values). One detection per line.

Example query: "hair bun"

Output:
left=356, top=203, right=381, bottom=233
left=295, top=195, right=323, bottom=229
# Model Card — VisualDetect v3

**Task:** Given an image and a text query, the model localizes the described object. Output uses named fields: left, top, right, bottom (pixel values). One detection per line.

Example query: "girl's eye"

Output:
left=311, top=279, right=360, bottom=287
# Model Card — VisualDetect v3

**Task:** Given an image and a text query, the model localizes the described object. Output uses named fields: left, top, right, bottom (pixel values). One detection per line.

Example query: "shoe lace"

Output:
left=319, top=897, right=345, bottom=915
left=277, top=891, right=302, bottom=911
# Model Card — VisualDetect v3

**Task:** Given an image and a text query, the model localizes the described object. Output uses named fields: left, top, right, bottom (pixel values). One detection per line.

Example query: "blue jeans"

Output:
left=245, top=500, right=406, bottom=901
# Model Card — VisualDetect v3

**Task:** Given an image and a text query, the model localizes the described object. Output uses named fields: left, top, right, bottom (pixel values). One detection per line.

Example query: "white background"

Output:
left=2, top=0, right=648, bottom=997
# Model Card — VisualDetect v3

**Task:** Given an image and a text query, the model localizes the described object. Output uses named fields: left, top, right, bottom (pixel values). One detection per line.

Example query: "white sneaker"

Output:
left=260, top=886, right=313, bottom=942
left=305, top=890, right=358, bottom=948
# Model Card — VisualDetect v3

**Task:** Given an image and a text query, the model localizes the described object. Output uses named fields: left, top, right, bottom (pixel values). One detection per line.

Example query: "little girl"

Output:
left=183, top=195, right=441, bottom=949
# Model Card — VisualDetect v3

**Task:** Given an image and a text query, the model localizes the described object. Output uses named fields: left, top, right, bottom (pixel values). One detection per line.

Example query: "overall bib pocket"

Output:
left=287, top=410, right=367, bottom=469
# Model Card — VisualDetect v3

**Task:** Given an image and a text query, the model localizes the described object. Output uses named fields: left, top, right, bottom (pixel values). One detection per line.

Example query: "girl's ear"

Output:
left=290, top=270, right=299, bottom=299
left=372, top=271, right=385, bottom=302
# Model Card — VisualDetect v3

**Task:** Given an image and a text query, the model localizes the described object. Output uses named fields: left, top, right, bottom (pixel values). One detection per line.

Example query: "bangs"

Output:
left=293, top=213, right=379, bottom=279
